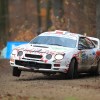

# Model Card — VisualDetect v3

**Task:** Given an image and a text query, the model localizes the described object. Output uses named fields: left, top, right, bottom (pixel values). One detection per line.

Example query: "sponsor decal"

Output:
left=41, top=58, right=48, bottom=63
left=33, top=48, right=42, bottom=52
left=92, top=50, right=96, bottom=55
left=81, top=52, right=88, bottom=63
left=73, top=51, right=82, bottom=62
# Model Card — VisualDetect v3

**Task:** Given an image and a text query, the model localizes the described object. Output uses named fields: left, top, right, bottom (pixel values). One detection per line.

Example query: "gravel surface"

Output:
left=0, top=59, right=100, bottom=100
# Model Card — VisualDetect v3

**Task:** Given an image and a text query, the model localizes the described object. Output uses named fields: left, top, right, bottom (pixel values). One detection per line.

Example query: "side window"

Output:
left=85, top=38, right=95, bottom=49
left=78, top=37, right=90, bottom=49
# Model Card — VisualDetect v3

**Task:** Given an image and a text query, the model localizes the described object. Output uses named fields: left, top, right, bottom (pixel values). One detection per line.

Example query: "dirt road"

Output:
left=0, top=59, right=100, bottom=100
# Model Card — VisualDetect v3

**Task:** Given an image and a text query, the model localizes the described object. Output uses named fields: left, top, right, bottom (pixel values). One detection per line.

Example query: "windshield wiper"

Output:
left=31, top=42, right=40, bottom=44
left=49, top=44, right=62, bottom=46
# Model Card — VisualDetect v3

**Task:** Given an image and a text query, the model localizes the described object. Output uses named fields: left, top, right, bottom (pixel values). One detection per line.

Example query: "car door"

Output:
left=85, top=38, right=98, bottom=66
left=78, top=37, right=96, bottom=70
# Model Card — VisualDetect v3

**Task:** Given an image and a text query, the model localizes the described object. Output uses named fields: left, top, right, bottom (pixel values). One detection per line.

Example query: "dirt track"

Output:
left=0, top=59, right=100, bottom=100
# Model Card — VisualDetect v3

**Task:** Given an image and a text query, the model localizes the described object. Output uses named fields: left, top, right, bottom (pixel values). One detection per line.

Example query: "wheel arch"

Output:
left=67, top=57, right=79, bottom=79
left=71, top=57, right=78, bottom=69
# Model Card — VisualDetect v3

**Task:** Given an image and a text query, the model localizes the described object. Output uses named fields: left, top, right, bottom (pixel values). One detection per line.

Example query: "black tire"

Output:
left=13, top=67, right=21, bottom=77
left=67, top=59, right=78, bottom=79
left=96, top=61, right=100, bottom=75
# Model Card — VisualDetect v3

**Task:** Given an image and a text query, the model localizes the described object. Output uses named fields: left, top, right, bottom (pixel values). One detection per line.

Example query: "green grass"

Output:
left=64, top=97, right=79, bottom=100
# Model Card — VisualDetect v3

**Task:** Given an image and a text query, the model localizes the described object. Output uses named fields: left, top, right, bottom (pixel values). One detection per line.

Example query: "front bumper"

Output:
left=10, top=59, right=69, bottom=73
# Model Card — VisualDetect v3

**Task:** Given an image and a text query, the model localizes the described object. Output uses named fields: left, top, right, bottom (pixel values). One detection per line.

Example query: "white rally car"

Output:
left=10, top=30, right=100, bottom=79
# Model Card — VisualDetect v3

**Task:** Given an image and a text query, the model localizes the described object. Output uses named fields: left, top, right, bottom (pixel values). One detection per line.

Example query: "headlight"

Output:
left=46, top=54, right=52, bottom=60
left=17, top=51, right=23, bottom=56
left=55, top=54, right=64, bottom=60
left=12, top=50, right=17, bottom=54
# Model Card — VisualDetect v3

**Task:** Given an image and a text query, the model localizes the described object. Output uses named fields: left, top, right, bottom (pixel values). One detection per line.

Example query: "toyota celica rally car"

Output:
left=10, top=30, right=100, bottom=79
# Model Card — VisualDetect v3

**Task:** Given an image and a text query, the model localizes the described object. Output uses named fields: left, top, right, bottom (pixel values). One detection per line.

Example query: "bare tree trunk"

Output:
left=0, top=0, right=9, bottom=46
left=96, top=0, right=100, bottom=39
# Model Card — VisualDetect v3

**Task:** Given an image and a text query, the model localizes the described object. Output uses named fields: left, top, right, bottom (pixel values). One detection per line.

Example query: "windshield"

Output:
left=30, top=36, right=77, bottom=48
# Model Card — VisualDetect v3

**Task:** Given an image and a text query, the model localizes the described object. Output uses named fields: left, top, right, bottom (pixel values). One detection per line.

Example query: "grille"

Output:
left=25, top=54, right=42, bottom=59
left=15, top=60, right=51, bottom=69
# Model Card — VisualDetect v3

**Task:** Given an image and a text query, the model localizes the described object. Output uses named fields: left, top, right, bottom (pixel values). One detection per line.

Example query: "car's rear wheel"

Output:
left=13, top=67, right=21, bottom=77
left=67, top=59, right=78, bottom=79
left=96, top=60, right=100, bottom=75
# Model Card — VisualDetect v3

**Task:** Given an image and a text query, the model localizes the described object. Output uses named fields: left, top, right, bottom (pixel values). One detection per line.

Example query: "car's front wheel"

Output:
left=67, top=59, right=78, bottom=79
left=13, top=67, right=21, bottom=77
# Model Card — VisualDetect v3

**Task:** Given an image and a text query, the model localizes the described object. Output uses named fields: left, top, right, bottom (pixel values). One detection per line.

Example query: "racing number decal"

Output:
left=81, top=51, right=88, bottom=63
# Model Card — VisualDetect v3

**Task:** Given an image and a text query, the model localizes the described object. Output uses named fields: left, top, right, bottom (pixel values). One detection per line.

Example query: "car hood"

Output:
left=15, top=44, right=75, bottom=54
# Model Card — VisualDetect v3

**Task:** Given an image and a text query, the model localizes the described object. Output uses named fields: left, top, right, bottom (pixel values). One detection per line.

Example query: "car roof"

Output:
left=39, top=30, right=84, bottom=40
left=88, top=36, right=100, bottom=48
left=88, top=36, right=99, bottom=42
